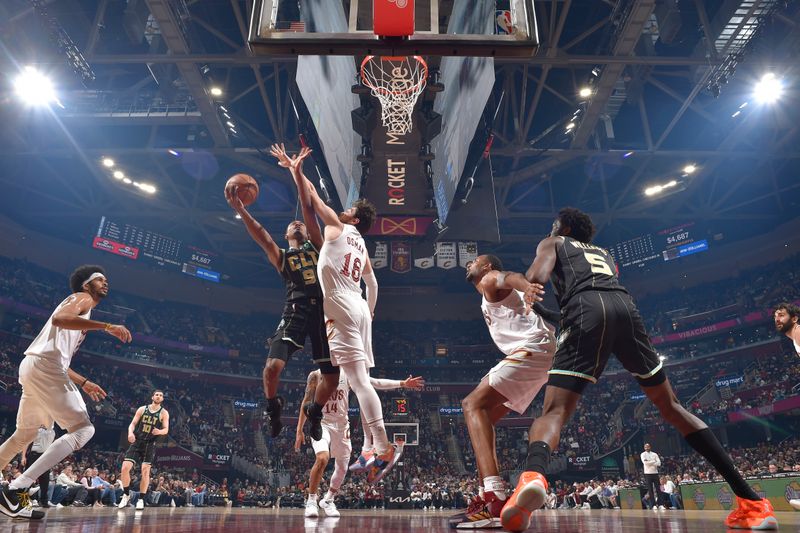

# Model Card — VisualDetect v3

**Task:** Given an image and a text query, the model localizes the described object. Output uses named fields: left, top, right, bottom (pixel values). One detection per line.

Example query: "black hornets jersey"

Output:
left=280, top=241, right=322, bottom=302
left=135, top=405, right=163, bottom=441
left=551, top=237, right=627, bottom=308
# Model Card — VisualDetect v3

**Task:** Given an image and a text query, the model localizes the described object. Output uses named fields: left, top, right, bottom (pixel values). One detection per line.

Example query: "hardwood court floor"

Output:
left=3, top=507, right=798, bottom=532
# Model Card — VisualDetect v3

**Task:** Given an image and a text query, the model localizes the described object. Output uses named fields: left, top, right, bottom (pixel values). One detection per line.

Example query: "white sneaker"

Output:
left=135, top=498, right=144, bottom=510
left=789, top=499, right=800, bottom=511
left=582, top=502, right=590, bottom=509
left=118, top=494, right=130, bottom=509
left=170, top=499, right=176, bottom=508
left=658, top=505, right=666, bottom=510
left=56, top=503, right=64, bottom=509
left=319, top=498, right=340, bottom=517
left=304, top=499, right=319, bottom=518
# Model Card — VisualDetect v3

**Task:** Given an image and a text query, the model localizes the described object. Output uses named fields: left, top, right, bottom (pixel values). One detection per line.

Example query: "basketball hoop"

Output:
left=360, top=55, right=428, bottom=136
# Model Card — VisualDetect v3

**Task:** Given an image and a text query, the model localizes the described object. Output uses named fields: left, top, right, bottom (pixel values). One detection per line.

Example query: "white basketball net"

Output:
left=361, top=55, right=428, bottom=136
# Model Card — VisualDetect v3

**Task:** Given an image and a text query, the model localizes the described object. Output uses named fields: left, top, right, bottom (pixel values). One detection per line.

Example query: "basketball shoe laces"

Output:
left=466, top=495, right=486, bottom=515
left=18, top=491, right=32, bottom=509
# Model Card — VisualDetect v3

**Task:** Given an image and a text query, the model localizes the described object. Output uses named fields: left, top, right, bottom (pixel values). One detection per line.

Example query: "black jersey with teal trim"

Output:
left=135, top=405, right=163, bottom=442
left=551, top=236, right=627, bottom=308
left=280, top=241, right=322, bottom=303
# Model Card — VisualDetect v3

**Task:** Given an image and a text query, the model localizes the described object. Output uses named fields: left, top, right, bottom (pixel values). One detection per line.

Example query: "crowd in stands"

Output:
left=1, top=251, right=800, bottom=512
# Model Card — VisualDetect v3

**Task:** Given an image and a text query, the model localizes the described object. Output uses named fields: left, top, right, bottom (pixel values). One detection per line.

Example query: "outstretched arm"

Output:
left=480, top=270, right=544, bottom=304
left=273, top=145, right=343, bottom=235
left=67, top=368, right=107, bottom=402
left=225, top=185, right=282, bottom=271
left=269, top=144, right=324, bottom=249
left=53, top=293, right=132, bottom=343
left=369, top=375, right=426, bottom=391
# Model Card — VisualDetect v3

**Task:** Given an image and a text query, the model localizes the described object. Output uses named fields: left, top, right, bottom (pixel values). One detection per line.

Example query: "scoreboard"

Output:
left=92, top=217, right=222, bottom=283
left=609, top=222, right=709, bottom=269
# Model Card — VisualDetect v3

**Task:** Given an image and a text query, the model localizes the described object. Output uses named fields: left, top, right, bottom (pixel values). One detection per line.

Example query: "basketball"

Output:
left=225, top=173, right=259, bottom=207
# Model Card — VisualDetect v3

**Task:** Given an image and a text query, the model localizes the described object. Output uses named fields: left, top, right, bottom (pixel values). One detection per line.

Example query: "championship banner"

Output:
left=372, top=242, right=388, bottom=269
left=414, top=255, right=434, bottom=269
left=391, top=241, right=412, bottom=273
left=458, top=242, right=478, bottom=267
left=436, top=242, right=457, bottom=269
left=366, top=216, right=435, bottom=237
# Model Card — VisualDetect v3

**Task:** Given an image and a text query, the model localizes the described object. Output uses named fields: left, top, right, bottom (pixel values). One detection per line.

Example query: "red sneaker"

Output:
left=448, top=492, right=505, bottom=529
left=500, top=472, right=548, bottom=532
left=725, top=497, right=778, bottom=530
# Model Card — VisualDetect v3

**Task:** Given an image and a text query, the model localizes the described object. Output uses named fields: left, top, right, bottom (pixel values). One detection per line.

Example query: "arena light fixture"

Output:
left=682, top=164, right=697, bottom=175
left=645, top=180, right=678, bottom=197
left=210, top=86, right=223, bottom=97
left=565, top=122, right=576, bottom=131
left=102, top=157, right=115, bottom=168
left=235, top=213, right=242, bottom=220
left=122, top=177, right=132, bottom=184
left=113, top=170, right=124, bottom=180
left=14, top=66, right=58, bottom=107
left=139, top=183, right=157, bottom=194
left=578, top=87, right=592, bottom=98
left=753, top=73, right=783, bottom=104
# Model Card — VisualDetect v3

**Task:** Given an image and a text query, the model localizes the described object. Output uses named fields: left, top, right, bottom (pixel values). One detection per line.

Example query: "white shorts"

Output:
left=17, top=356, right=91, bottom=431
left=324, top=293, right=374, bottom=368
left=311, top=423, right=352, bottom=460
left=481, top=351, right=553, bottom=415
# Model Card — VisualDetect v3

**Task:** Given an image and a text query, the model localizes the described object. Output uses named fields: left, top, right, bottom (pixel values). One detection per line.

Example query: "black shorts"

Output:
left=268, top=298, right=336, bottom=373
left=548, top=290, right=665, bottom=394
left=124, top=438, right=157, bottom=465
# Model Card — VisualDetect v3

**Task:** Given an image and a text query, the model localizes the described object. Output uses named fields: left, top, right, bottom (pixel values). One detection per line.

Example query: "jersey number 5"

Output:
left=583, top=251, right=614, bottom=277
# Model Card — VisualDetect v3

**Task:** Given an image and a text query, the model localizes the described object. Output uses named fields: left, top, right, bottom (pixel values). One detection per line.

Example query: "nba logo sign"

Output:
left=496, top=10, right=515, bottom=35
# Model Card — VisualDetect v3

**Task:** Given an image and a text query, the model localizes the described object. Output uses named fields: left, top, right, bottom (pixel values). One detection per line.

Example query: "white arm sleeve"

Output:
left=363, top=271, right=378, bottom=315
left=369, top=377, right=403, bottom=390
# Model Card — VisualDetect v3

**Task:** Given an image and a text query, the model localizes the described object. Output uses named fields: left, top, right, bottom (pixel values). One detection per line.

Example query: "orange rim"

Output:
left=360, top=55, right=428, bottom=96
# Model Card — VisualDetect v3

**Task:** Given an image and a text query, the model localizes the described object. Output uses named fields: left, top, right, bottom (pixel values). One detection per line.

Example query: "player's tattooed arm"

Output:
left=482, top=270, right=545, bottom=307
left=295, top=372, right=319, bottom=450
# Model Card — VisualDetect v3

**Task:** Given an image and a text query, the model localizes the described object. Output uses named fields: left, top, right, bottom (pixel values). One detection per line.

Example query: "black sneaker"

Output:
left=266, top=396, right=285, bottom=438
left=0, top=487, right=45, bottom=519
left=303, top=403, right=323, bottom=441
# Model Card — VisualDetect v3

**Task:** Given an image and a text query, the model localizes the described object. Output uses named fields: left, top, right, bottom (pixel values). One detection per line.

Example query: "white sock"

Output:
left=484, top=476, right=507, bottom=500
left=341, top=361, right=390, bottom=454
left=324, top=490, right=337, bottom=501
left=11, top=437, right=76, bottom=489
left=308, top=493, right=318, bottom=503
left=478, top=487, right=485, bottom=499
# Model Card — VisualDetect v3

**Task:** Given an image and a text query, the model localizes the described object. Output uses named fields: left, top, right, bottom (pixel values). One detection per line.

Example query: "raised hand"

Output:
left=269, top=143, right=292, bottom=168
left=225, top=184, right=245, bottom=213
left=523, top=283, right=545, bottom=313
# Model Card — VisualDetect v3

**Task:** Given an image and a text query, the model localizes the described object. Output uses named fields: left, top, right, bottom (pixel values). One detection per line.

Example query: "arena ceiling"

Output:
left=0, top=0, right=798, bottom=289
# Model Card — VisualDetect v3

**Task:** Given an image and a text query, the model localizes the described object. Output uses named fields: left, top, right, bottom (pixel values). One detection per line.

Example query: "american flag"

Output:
left=275, top=21, right=306, bottom=32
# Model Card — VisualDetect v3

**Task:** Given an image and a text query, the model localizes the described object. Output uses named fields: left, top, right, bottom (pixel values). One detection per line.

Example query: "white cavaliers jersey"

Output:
left=312, top=370, right=350, bottom=428
left=318, top=225, right=367, bottom=297
left=24, top=295, right=91, bottom=375
left=794, top=339, right=800, bottom=357
left=481, top=290, right=556, bottom=361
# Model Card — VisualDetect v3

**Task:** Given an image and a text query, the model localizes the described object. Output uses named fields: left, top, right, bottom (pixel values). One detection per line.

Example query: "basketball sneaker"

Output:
left=303, top=403, right=323, bottom=441
left=725, top=497, right=778, bottom=530
left=349, top=450, right=376, bottom=473
left=0, top=487, right=45, bottom=519
left=135, top=498, right=145, bottom=510
left=790, top=499, right=800, bottom=511
left=266, top=396, right=285, bottom=438
left=500, top=471, right=548, bottom=532
left=449, top=492, right=504, bottom=529
left=304, top=498, right=320, bottom=518
left=367, top=444, right=403, bottom=484
left=319, top=497, right=340, bottom=517
left=118, top=493, right=130, bottom=509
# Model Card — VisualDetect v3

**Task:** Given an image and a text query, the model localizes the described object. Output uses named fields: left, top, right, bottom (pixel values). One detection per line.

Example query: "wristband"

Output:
left=104, top=323, right=113, bottom=331
left=81, top=378, right=89, bottom=387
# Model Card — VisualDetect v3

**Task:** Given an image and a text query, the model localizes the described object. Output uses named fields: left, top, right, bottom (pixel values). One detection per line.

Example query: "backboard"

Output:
left=249, top=0, right=539, bottom=57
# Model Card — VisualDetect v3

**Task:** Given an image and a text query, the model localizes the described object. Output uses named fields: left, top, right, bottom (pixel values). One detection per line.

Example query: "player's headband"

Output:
left=82, top=272, right=107, bottom=288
